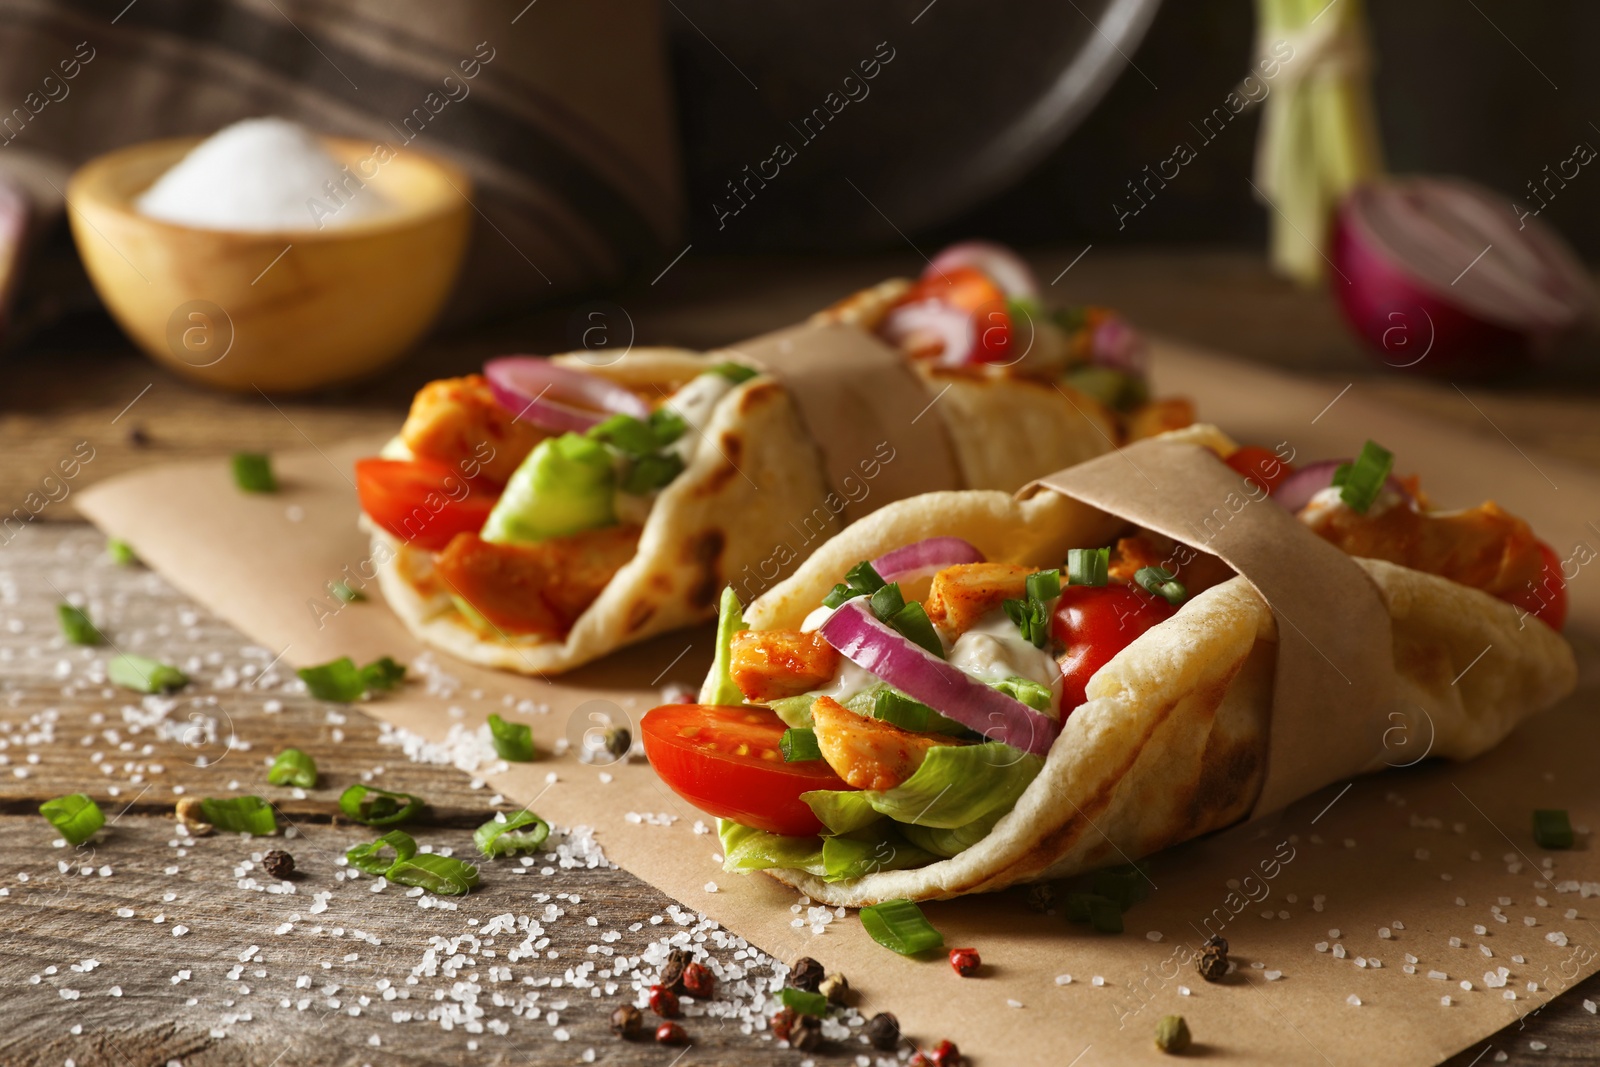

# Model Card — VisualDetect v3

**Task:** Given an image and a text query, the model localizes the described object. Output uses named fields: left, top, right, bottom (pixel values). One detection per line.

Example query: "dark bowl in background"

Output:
left=666, top=0, right=1162, bottom=249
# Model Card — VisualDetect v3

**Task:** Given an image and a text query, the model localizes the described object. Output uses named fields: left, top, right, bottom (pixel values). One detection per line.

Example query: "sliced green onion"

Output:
left=1067, top=547, right=1110, bottom=587
left=991, top=675, right=1052, bottom=711
left=231, top=451, right=277, bottom=493
left=1332, top=440, right=1394, bottom=515
left=328, top=579, right=366, bottom=603
left=779, top=986, right=829, bottom=1016
left=108, top=653, right=188, bottom=694
left=1002, top=596, right=1050, bottom=648
left=200, top=795, right=278, bottom=835
left=360, top=656, right=406, bottom=693
left=475, top=810, right=551, bottom=858
left=1088, top=895, right=1124, bottom=933
left=887, top=601, right=944, bottom=658
left=780, top=727, right=822, bottom=762
left=1134, top=566, right=1187, bottom=607
left=823, top=560, right=886, bottom=609
left=106, top=538, right=137, bottom=566
left=299, top=656, right=405, bottom=702
left=298, top=657, right=365, bottom=701
left=40, top=794, right=104, bottom=845
left=387, top=853, right=479, bottom=896
left=1026, top=568, right=1061, bottom=603
left=486, top=713, right=537, bottom=762
left=58, top=603, right=102, bottom=646
left=648, top=408, right=687, bottom=449
left=267, top=748, right=318, bottom=789
left=859, top=898, right=944, bottom=956
left=345, top=830, right=417, bottom=875
left=339, top=784, right=424, bottom=827
left=1533, top=809, right=1574, bottom=850
left=1063, top=892, right=1095, bottom=922
left=1092, top=865, right=1151, bottom=909
left=869, top=582, right=905, bottom=621
left=588, top=413, right=658, bottom=456
left=869, top=689, right=944, bottom=732
left=709, top=360, right=760, bottom=385
left=621, top=452, right=685, bottom=495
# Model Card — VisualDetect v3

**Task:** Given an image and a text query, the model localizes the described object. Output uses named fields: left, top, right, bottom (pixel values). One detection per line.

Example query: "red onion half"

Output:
left=871, top=537, right=986, bottom=585
left=818, top=599, right=1058, bottom=756
left=925, top=240, right=1040, bottom=301
left=484, top=356, right=650, bottom=434
left=1331, top=177, right=1596, bottom=375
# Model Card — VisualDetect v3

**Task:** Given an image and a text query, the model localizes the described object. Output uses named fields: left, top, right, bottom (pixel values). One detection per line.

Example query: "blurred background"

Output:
left=2, top=0, right=1598, bottom=507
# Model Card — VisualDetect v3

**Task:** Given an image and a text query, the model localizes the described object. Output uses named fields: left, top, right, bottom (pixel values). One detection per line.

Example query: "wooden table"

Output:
left=2, top=248, right=1597, bottom=1065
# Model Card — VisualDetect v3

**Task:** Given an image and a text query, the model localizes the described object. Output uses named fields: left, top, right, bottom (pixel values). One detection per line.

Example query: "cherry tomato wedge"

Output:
left=1051, top=584, right=1177, bottom=712
left=1504, top=540, right=1568, bottom=631
left=641, top=704, right=852, bottom=837
left=1224, top=445, right=1295, bottom=495
left=355, top=457, right=498, bottom=552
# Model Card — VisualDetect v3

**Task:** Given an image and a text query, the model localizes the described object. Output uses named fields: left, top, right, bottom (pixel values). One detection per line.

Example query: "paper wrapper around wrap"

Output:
left=728, top=320, right=961, bottom=524
left=72, top=338, right=1600, bottom=1065
left=1023, top=437, right=1397, bottom=817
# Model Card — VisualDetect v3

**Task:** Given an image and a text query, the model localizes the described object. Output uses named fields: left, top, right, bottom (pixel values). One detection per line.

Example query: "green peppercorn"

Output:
left=1155, top=1014, right=1191, bottom=1054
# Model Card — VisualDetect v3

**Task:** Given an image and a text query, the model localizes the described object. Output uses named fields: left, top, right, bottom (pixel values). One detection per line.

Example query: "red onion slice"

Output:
left=881, top=299, right=977, bottom=367
left=1089, top=314, right=1148, bottom=377
left=1270, top=458, right=1413, bottom=514
left=872, top=537, right=986, bottom=585
left=484, top=356, right=650, bottom=434
left=818, top=599, right=1059, bottom=756
left=926, top=240, right=1040, bottom=300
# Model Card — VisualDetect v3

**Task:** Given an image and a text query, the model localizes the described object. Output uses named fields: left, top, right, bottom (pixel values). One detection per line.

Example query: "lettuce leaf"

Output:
left=803, top=790, right=884, bottom=835
left=699, top=587, right=749, bottom=705
left=805, top=743, right=1042, bottom=831
left=717, top=819, right=937, bottom=882
left=902, top=809, right=1006, bottom=858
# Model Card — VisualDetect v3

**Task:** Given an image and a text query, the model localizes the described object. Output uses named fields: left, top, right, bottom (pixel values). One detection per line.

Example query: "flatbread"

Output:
left=738, top=436, right=1578, bottom=904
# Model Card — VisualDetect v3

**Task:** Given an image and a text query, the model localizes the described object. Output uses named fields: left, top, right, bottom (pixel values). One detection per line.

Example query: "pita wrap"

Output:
left=728, top=426, right=1576, bottom=904
left=371, top=273, right=1185, bottom=675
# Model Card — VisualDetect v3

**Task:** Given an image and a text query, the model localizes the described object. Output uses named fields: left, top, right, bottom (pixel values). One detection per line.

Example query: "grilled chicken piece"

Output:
left=433, top=525, right=641, bottom=637
left=1124, top=397, right=1196, bottom=442
left=811, top=695, right=962, bottom=791
left=401, top=374, right=545, bottom=484
left=729, top=630, right=840, bottom=702
left=925, top=563, right=1034, bottom=637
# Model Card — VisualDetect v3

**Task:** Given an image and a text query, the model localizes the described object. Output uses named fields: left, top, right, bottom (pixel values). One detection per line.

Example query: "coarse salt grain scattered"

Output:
left=1146, top=931, right=1162, bottom=942
left=1379, top=928, right=1392, bottom=939
left=1055, top=975, right=1072, bottom=985
left=1347, top=994, right=1361, bottom=1006
left=1332, top=945, right=1347, bottom=959
left=1264, top=970, right=1282, bottom=981
left=1091, top=976, right=1104, bottom=987
left=1315, top=942, right=1330, bottom=953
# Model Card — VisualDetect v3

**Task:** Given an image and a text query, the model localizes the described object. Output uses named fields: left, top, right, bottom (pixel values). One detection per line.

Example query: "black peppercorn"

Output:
left=865, top=1012, right=901, bottom=1051
left=790, top=1012, right=823, bottom=1052
left=1203, top=934, right=1228, bottom=955
left=1197, top=946, right=1228, bottom=982
left=660, top=948, right=690, bottom=992
left=610, top=1003, right=642, bottom=1039
left=603, top=725, right=632, bottom=760
left=790, top=956, right=825, bottom=992
left=261, top=850, right=294, bottom=879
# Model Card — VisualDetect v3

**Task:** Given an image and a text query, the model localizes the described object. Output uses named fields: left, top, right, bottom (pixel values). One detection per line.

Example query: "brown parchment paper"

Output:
left=76, top=338, right=1600, bottom=1066
left=730, top=321, right=961, bottom=523
left=1025, top=438, right=1397, bottom=817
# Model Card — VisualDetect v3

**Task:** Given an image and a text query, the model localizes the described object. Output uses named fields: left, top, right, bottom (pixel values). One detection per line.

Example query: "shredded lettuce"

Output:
left=481, top=433, right=615, bottom=544
left=700, top=587, right=748, bottom=705
left=805, top=743, right=1042, bottom=831
left=803, top=790, right=884, bottom=835
left=902, top=809, right=1006, bottom=858
left=768, top=692, right=816, bottom=728
left=718, top=819, right=936, bottom=882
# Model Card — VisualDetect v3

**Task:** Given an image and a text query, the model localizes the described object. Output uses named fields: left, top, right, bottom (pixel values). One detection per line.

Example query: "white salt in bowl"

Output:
left=67, top=135, right=471, bottom=392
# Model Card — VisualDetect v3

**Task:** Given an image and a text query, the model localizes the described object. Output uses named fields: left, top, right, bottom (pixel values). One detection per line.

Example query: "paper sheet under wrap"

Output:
left=1025, top=437, right=1397, bottom=816
left=73, top=338, right=1600, bottom=1066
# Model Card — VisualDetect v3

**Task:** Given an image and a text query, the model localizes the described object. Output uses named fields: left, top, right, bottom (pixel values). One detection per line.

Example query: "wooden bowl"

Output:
left=67, top=136, right=472, bottom=393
